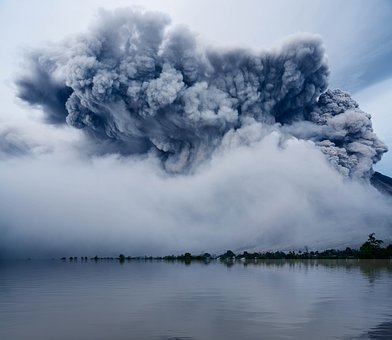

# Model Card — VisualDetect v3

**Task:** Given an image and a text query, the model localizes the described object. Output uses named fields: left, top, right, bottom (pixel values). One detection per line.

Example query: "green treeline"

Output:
left=60, top=234, right=392, bottom=262
left=162, top=234, right=392, bottom=261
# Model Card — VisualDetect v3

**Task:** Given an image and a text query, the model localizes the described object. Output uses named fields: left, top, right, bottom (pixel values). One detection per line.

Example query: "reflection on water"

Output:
left=362, top=320, right=392, bottom=339
left=0, top=260, right=391, bottom=340
left=235, top=259, right=392, bottom=282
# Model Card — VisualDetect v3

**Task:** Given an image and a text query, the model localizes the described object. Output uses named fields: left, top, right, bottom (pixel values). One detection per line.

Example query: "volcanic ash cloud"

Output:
left=16, top=8, right=387, bottom=179
left=2, top=8, right=391, bottom=258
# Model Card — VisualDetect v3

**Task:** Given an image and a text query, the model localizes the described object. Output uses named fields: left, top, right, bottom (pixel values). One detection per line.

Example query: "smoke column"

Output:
left=16, top=8, right=387, bottom=178
left=2, top=7, right=391, bottom=258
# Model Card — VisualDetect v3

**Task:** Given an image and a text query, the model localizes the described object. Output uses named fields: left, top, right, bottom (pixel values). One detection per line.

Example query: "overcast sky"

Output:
left=1, top=0, right=391, bottom=172
left=0, top=0, right=391, bottom=258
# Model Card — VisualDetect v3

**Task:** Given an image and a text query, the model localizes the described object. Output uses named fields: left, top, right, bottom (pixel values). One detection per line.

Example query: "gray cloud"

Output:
left=0, top=124, right=35, bottom=158
left=16, top=52, right=73, bottom=125
left=285, top=89, right=388, bottom=178
left=17, top=8, right=369, bottom=173
left=16, top=8, right=387, bottom=178
left=3, top=8, right=391, bottom=258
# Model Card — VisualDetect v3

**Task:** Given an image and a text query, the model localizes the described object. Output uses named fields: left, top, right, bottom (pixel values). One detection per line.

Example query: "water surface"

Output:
left=0, top=259, right=391, bottom=339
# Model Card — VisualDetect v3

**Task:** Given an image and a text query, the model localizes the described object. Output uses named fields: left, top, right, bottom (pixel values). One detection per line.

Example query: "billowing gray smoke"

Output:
left=16, top=8, right=387, bottom=177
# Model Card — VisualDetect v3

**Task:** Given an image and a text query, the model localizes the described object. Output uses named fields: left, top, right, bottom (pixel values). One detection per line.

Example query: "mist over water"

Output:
left=1, top=8, right=391, bottom=258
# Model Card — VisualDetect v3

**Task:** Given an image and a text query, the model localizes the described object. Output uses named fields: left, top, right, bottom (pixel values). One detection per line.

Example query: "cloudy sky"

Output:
left=1, top=0, right=392, bottom=170
left=0, top=0, right=391, bottom=258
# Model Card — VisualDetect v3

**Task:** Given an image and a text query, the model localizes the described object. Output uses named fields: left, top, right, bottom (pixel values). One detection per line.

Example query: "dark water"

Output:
left=0, top=260, right=391, bottom=340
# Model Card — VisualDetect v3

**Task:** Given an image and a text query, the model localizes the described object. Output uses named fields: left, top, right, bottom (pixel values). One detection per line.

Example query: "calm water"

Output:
left=0, top=259, right=391, bottom=340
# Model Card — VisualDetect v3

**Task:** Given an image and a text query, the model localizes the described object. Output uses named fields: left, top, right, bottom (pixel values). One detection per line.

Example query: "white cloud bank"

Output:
left=0, top=124, right=391, bottom=258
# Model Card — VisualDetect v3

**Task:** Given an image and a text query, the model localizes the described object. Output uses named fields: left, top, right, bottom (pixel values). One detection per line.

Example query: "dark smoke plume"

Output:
left=16, top=8, right=387, bottom=177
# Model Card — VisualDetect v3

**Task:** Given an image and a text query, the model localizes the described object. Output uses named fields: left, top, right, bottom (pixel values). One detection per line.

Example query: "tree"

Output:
left=360, top=233, right=384, bottom=258
left=218, top=250, right=236, bottom=261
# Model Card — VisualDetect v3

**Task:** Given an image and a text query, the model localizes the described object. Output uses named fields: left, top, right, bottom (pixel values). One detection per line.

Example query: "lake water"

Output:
left=0, top=259, right=391, bottom=340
